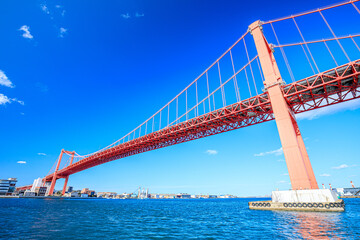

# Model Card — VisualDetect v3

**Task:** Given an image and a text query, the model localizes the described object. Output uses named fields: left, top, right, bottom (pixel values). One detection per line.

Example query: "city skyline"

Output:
left=0, top=0, right=359, bottom=196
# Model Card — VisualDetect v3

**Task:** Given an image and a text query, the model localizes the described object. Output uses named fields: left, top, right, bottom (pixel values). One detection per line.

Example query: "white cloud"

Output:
left=296, top=99, right=360, bottom=120
left=121, top=13, right=130, bottom=19
left=17, top=161, right=26, bottom=164
left=320, top=173, right=331, bottom=177
left=0, top=94, right=24, bottom=106
left=59, top=27, right=67, bottom=38
left=206, top=150, right=218, bottom=155
left=40, top=4, right=50, bottom=14
left=0, top=94, right=11, bottom=105
left=277, top=159, right=285, bottom=162
left=19, top=25, right=33, bottom=39
left=282, top=173, right=289, bottom=176
left=135, top=12, right=144, bottom=17
left=332, top=164, right=349, bottom=170
left=277, top=180, right=288, bottom=184
left=37, top=153, right=47, bottom=156
left=0, top=70, right=14, bottom=88
left=254, top=147, right=283, bottom=157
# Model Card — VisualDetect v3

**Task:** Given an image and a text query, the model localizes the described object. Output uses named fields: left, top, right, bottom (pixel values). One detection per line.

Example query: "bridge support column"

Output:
left=62, top=176, right=69, bottom=195
left=249, top=21, right=318, bottom=190
left=62, top=152, right=75, bottom=195
left=48, top=149, right=64, bottom=196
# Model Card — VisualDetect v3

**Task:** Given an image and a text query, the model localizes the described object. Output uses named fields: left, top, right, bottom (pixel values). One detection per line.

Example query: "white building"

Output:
left=24, top=190, right=36, bottom=197
left=0, top=178, right=17, bottom=195
left=31, top=178, right=43, bottom=192
left=335, top=188, right=360, bottom=196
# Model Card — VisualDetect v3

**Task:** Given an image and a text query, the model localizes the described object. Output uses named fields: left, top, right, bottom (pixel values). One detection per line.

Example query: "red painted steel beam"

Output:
left=16, top=185, right=32, bottom=191
left=44, top=60, right=360, bottom=182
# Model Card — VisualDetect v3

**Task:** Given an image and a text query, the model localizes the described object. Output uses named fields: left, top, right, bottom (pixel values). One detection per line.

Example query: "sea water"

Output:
left=1, top=198, right=359, bottom=239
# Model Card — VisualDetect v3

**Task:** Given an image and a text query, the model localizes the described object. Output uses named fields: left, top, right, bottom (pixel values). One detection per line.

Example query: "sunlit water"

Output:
left=1, top=198, right=359, bottom=239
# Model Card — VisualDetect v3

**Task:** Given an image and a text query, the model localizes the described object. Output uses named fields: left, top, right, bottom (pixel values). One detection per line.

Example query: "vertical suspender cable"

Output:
left=186, top=90, right=188, bottom=120
left=195, top=81, right=199, bottom=116
left=212, top=94, right=216, bottom=111
left=319, top=11, right=351, bottom=62
left=244, top=67, right=252, bottom=97
left=229, top=50, right=241, bottom=102
left=176, top=97, right=178, bottom=123
left=243, top=38, right=258, bottom=95
left=159, top=111, right=162, bottom=130
left=323, top=41, right=338, bottom=66
left=152, top=117, right=154, bottom=133
left=270, top=23, right=295, bottom=82
left=292, top=17, right=320, bottom=73
left=217, top=62, right=226, bottom=107
left=352, top=2, right=360, bottom=14
left=167, top=105, right=170, bottom=127
left=256, top=57, right=265, bottom=85
left=351, top=37, right=360, bottom=52
left=145, top=121, right=148, bottom=135
left=206, top=71, right=211, bottom=111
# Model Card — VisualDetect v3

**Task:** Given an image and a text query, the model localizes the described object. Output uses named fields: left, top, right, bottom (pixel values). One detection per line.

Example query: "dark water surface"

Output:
left=1, top=198, right=359, bottom=239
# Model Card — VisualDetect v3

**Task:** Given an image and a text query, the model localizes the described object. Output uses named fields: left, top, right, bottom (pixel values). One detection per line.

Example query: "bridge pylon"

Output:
left=47, top=149, right=64, bottom=196
left=62, top=152, right=75, bottom=195
left=249, top=20, right=318, bottom=190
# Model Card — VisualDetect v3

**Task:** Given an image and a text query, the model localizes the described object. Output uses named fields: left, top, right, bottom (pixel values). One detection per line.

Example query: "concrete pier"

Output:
left=249, top=189, right=345, bottom=212
left=249, top=199, right=345, bottom=212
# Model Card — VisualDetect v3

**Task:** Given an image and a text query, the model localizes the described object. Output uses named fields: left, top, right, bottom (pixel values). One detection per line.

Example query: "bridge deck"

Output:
left=44, top=60, right=360, bottom=182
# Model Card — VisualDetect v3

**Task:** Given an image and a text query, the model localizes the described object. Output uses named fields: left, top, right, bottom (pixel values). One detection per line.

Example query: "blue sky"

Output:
left=0, top=0, right=359, bottom=196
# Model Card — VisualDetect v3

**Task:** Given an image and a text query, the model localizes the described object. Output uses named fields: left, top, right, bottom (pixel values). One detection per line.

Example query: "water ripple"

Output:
left=0, top=198, right=359, bottom=239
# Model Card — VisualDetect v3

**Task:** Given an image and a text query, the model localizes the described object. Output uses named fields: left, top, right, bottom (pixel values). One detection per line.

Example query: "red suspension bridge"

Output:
left=23, top=0, right=360, bottom=195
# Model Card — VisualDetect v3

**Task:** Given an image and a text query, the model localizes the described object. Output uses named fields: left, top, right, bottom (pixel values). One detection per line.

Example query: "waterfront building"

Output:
left=66, top=186, right=73, bottom=193
left=0, top=178, right=17, bottom=195
left=81, top=188, right=96, bottom=197
left=208, top=195, right=217, bottom=199
left=34, top=187, right=47, bottom=196
left=81, top=188, right=89, bottom=194
left=70, top=191, right=80, bottom=197
left=149, top=193, right=176, bottom=199
left=176, top=193, right=191, bottom=199
left=150, top=194, right=161, bottom=199
left=24, top=190, right=36, bottom=197
left=81, top=193, right=89, bottom=198
left=31, top=178, right=43, bottom=192
left=218, top=194, right=236, bottom=198
left=97, top=192, right=117, bottom=198
left=335, top=187, right=360, bottom=196
left=117, top=193, right=131, bottom=199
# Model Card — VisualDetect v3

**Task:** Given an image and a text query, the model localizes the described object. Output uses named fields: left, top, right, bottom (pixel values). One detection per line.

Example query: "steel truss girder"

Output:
left=284, top=60, right=360, bottom=113
left=45, top=94, right=273, bottom=181
left=44, top=60, right=360, bottom=182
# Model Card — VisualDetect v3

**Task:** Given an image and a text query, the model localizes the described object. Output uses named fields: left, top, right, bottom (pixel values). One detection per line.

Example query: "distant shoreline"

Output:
left=0, top=196, right=271, bottom=200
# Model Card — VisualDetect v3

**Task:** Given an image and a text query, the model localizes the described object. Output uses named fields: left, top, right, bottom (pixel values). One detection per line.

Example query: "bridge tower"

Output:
left=249, top=20, right=318, bottom=190
left=47, top=149, right=64, bottom=196
left=62, top=152, right=75, bottom=195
